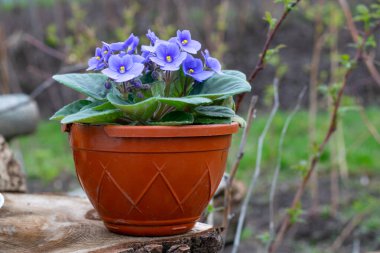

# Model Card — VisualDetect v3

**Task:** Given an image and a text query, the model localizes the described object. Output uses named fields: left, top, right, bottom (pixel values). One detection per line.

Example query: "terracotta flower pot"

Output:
left=63, top=122, right=239, bottom=236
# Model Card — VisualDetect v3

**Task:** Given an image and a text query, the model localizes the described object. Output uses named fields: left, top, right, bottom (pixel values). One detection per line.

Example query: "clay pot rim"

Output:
left=63, top=122, right=239, bottom=138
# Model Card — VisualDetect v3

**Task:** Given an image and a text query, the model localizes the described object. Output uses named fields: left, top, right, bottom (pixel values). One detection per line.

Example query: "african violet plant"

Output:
left=50, top=30, right=251, bottom=125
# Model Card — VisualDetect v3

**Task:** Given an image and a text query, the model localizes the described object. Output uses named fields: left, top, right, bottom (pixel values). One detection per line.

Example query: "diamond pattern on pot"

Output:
left=76, top=150, right=226, bottom=220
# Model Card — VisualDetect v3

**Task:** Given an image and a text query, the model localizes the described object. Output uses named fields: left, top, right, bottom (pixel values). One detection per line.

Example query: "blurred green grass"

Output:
left=13, top=107, right=380, bottom=182
left=228, top=107, right=380, bottom=179
left=13, top=122, right=74, bottom=182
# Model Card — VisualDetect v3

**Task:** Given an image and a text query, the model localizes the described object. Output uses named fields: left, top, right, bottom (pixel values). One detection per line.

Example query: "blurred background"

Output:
left=0, top=0, right=379, bottom=252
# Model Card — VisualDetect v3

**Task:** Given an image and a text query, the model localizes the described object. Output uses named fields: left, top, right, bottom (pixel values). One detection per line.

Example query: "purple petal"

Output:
left=168, top=37, right=179, bottom=45
left=146, top=29, right=158, bottom=45
left=127, top=63, right=144, bottom=77
left=207, top=57, right=222, bottom=74
left=202, top=49, right=210, bottom=59
left=178, top=30, right=191, bottom=41
left=108, top=55, right=123, bottom=71
left=182, top=40, right=201, bottom=54
left=171, top=51, right=187, bottom=66
left=161, top=63, right=181, bottom=71
left=115, top=73, right=135, bottom=82
left=150, top=56, right=167, bottom=67
left=191, top=71, right=214, bottom=82
left=120, top=55, right=133, bottom=70
left=132, top=55, right=145, bottom=63
left=192, top=58, right=204, bottom=73
left=110, top=42, right=125, bottom=51
left=101, top=68, right=120, bottom=79
left=141, top=45, right=155, bottom=53
left=87, top=57, right=98, bottom=70
left=155, top=44, right=168, bottom=60
left=166, top=42, right=180, bottom=58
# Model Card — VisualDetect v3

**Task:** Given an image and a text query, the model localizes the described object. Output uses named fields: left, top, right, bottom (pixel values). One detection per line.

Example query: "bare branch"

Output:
left=231, top=78, right=280, bottom=253
left=222, top=95, right=258, bottom=237
left=236, top=0, right=302, bottom=111
left=328, top=212, right=367, bottom=252
left=337, top=0, right=380, bottom=87
left=268, top=40, right=366, bottom=253
left=0, top=64, right=86, bottom=116
left=267, top=85, right=307, bottom=251
left=22, top=34, right=66, bottom=61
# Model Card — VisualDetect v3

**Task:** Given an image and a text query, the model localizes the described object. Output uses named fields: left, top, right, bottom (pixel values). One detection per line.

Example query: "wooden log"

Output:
left=0, top=94, right=39, bottom=140
left=0, top=193, right=223, bottom=253
left=0, top=135, right=26, bottom=192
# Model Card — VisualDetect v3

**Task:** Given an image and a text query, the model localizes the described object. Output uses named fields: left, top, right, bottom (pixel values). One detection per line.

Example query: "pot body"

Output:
left=66, top=123, right=238, bottom=236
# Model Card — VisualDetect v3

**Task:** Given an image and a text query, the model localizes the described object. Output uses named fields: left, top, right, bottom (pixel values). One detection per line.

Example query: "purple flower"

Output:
left=146, top=29, right=158, bottom=45
left=101, top=54, right=144, bottom=82
left=171, top=30, right=201, bottom=54
left=150, top=42, right=187, bottom=71
left=182, top=54, right=214, bottom=82
left=110, top=33, right=139, bottom=54
left=87, top=47, right=106, bottom=71
left=202, top=50, right=222, bottom=74
left=101, top=42, right=112, bottom=61
left=141, top=49, right=152, bottom=63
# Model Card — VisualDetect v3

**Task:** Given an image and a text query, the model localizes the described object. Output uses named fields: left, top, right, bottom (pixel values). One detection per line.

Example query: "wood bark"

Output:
left=0, top=193, right=223, bottom=253
left=0, top=135, right=26, bottom=192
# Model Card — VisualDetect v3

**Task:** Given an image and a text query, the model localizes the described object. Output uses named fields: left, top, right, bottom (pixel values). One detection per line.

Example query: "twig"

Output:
left=308, top=5, right=326, bottom=214
left=23, top=34, right=66, bottom=61
left=222, top=96, right=258, bottom=236
left=337, top=0, right=380, bottom=88
left=235, top=0, right=302, bottom=111
left=231, top=78, right=280, bottom=253
left=268, top=39, right=366, bottom=253
left=0, top=64, right=86, bottom=116
left=267, top=85, right=307, bottom=251
left=328, top=212, right=367, bottom=252
left=358, top=106, right=380, bottom=144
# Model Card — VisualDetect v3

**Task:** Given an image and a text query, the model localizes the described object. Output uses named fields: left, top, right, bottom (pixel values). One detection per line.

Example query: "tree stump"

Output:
left=0, top=94, right=39, bottom=140
left=0, top=135, right=26, bottom=192
left=0, top=193, right=223, bottom=252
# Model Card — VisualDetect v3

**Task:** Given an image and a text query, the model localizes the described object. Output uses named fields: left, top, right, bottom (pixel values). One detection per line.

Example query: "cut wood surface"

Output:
left=0, top=135, right=26, bottom=192
left=0, top=193, right=223, bottom=253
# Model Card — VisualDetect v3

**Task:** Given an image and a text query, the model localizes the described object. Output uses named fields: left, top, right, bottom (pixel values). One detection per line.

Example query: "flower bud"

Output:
left=104, top=81, right=112, bottom=89
left=131, top=79, right=142, bottom=88
left=136, top=92, right=144, bottom=99
left=151, top=71, right=159, bottom=80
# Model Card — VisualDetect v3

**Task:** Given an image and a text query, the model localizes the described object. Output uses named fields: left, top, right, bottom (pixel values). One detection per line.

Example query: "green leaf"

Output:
left=189, top=70, right=251, bottom=99
left=107, top=93, right=158, bottom=121
left=53, top=73, right=108, bottom=100
left=151, top=81, right=166, bottom=97
left=222, top=70, right=247, bottom=80
left=158, top=97, right=212, bottom=110
left=50, top=99, right=92, bottom=121
left=61, top=104, right=123, bottom=124
left=232, top=115, right=247, bottom=128
left=194, top=116, right=232, bottom=125
left=149, top=111, right=194, bottom=125
left=139, top=71, right=155, bottom=84
left=195, top=106, right=235, bottom=118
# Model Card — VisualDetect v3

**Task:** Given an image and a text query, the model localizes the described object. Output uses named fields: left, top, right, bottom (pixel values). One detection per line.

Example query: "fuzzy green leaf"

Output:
left=189, top=70, right=251, bottom=99
left=61, top=101, right=122, bottom=124
left=151, top=81, right=166, bottom=97
left=194, top=116, right=232, bottom=125
left=107, top=93, right=158, bottom=121
left=195, top=106, right=236, bottom=118
left=149, top=111, right=194, bottom=125
left=53, top=73, right=108, bottom=100
left=158, top=97, right=212, bottom=110
left=50, top=99, right=92, bottom=121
